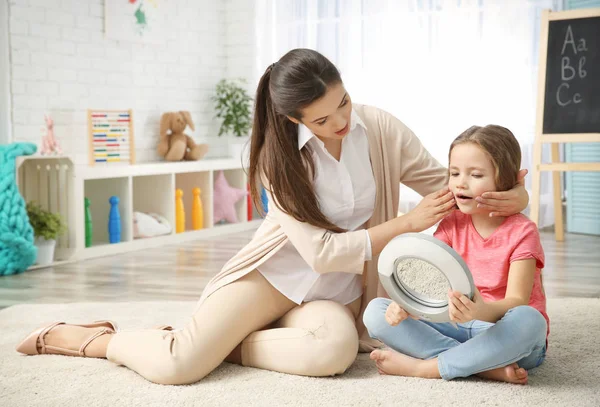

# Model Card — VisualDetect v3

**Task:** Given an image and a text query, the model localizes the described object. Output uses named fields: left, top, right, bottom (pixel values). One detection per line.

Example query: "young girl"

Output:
left=363, top=125, right=548, bottom=385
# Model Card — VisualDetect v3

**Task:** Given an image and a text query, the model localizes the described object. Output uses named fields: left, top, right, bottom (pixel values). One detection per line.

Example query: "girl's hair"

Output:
left=449, top=125, right=521, bottom=191
left=249, top=48, right=345, bottom=232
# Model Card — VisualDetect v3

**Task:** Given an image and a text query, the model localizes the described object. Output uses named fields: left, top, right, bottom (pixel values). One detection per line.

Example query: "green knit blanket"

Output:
left=0, top=142, right=38, bottom=275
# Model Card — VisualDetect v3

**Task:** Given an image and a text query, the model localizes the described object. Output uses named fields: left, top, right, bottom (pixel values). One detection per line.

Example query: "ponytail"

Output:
left=248, top=65, right=275, bottom=216
left=248, top=50, right=345, bottom=233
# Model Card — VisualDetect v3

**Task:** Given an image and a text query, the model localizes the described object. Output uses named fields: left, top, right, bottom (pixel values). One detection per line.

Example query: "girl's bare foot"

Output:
left=477, top=363, right=528, bottom=385
left=370, top=350, right=527, bottom=385
left=39, top=325, right=113, bottom=358
left=370, top=349, right=440, bottom=379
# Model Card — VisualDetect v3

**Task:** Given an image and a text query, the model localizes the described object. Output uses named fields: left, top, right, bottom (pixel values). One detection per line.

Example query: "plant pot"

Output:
left=35, top=237, right=56, bottom=266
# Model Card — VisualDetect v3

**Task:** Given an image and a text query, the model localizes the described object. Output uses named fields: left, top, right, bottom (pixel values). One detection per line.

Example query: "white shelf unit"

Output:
left=16, top=157, right=261, bottom=267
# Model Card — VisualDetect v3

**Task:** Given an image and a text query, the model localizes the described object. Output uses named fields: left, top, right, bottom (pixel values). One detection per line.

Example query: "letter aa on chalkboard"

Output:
left=543, top=17, right=600, bottom=134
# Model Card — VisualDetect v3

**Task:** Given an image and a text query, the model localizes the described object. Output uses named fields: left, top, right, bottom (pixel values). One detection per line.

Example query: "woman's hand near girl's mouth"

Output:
left=474, top=169, right=529, bottom=217
left=404, top=187, right=456, bottom=233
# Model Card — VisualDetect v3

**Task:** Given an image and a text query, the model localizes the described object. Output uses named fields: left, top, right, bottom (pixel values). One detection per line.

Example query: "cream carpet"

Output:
left=1, top=298, right=599, bottom=407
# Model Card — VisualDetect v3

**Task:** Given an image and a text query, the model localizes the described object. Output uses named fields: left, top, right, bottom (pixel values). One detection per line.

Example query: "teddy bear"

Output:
left=157, top=111, right=209, bottom=161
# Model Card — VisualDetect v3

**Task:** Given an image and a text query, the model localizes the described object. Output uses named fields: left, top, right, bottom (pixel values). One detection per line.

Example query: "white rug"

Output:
left=1, top=298, right=599, bottom=407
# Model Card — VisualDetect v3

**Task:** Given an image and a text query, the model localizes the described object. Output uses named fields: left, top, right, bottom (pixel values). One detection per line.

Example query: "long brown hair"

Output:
left=249, top=48, right=344, bottom=232
left=449, top=125, right=521, bottom=191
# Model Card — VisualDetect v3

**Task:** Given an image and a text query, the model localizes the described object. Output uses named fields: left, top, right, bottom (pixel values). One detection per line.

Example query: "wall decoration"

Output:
left=105, top=0, right=166, bottom=44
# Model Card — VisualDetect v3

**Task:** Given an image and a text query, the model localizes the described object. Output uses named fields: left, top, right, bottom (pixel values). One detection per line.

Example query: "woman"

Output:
left=16, top=49, right=529, bottom=385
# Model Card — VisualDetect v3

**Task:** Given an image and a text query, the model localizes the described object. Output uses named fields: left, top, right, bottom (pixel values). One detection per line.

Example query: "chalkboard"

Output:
left=543, top=16, right=600, bottom=134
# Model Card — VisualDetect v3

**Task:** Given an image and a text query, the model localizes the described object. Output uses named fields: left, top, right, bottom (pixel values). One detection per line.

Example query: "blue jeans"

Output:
left=363, top=298, right=547, bottom=380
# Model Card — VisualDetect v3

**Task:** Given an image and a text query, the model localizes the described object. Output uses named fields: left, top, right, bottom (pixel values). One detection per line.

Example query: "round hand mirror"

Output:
left=378, top=233, right=476, bottom=323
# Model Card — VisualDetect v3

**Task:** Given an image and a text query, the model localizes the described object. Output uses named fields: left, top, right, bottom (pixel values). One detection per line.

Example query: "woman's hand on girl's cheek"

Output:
left=474, top=169, right=529, bottom=217
left=516, top=168, right=528, bottom=187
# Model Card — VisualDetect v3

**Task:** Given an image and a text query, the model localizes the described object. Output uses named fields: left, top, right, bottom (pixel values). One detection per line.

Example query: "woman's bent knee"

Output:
left=287, top=301, right=360, bottom=376
left=299, top=323, right=359, bottom=376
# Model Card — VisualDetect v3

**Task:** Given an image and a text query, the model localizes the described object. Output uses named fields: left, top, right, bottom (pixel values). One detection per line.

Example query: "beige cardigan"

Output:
left=195, top=104, right=447, bottom=351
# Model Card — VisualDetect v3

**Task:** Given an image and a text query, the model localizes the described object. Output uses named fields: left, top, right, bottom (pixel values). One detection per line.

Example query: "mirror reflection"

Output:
left=394, top=258, right=450, bottom=302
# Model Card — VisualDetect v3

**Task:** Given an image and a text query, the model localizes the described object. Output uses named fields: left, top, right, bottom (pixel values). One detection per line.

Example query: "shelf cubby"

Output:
left=84, top=177, right=132, bottom=246
left=214, top=169, right=248, bottom=226
left=175, top=171, right=213, bottom=231
left=132, top=174, right=175, bottom=237
left=16, top=157, right=77, bottom=262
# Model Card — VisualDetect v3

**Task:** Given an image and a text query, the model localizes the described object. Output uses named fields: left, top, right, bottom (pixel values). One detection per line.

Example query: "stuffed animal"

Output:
left=157, top=111, right=209, bottom=161
left=40, top=114, right=62, bottom=156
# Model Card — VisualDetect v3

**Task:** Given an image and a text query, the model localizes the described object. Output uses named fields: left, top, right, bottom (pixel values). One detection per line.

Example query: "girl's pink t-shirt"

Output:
left=433, top=211, right=549, bottom=337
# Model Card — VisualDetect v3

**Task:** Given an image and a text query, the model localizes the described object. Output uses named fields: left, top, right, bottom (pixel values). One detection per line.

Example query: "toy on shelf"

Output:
left=175, top=189, right=185, bottom=233
left=85, top=197, right=92, bottom=247
left=40, top=114, right=62, bottom=156
left=108, top=196, right=121, bottom=244
left=213, top=170, right=247, bottom=224
left=260, top=186, right=269, bottom=215
left=158, top=111, right=209, bottom=162
left=247, top=184, right=252, bottom=221
left=88, top=109, right=136, bottom=166
left=192, top=187, right=204, bottom=230
left=0, top=142, right=38, bottom=276
left=133, top=212, right=171, bottom=238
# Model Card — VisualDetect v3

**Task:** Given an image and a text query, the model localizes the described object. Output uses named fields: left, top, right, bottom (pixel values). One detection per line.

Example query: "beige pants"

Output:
left=106, top=270, right=361, bottom=385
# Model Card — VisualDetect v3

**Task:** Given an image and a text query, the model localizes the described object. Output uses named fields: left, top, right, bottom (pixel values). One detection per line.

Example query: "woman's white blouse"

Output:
left=257, top=109, right=376, bottom=305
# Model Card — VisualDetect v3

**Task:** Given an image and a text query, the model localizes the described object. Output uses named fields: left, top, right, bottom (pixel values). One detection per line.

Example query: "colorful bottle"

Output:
left=84, top=197, right=92, bottom=247
left=108, top=196, right=121, bottom=244
left=192, top=187, right=204, bottom=230
left=247, top=184, right=252, bottom=221
left=260, top=186, right=269, bottom=215
left=176, top=188, right=185, bottom=233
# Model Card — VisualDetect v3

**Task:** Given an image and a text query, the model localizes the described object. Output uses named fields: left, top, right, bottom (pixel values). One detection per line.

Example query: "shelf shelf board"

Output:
left=79, top=158, right=247, bottom=180
left=80, top=220, right=262, bottom=260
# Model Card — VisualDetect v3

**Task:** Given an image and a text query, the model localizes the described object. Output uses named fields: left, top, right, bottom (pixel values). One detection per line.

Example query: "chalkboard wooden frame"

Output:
left=530, top=8, right=600, bottom=242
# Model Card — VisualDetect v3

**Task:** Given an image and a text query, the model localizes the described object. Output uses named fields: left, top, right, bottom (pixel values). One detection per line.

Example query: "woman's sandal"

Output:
left=16, top=321, right=176, bottom=357
left=15, top=320, right=118, bottom=357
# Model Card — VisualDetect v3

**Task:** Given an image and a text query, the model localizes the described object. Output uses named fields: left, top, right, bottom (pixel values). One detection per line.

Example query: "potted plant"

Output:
left=212, top=78, right=252, bottom=163
left=26, top=201, right=67, bottom=266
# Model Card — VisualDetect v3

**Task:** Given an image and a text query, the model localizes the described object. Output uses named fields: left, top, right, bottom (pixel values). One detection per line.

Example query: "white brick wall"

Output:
left=1, top=0, right=10, bottom=145
left=225, top=0, right=257, bottom=83
left=7, top=0, right=258, bottom=163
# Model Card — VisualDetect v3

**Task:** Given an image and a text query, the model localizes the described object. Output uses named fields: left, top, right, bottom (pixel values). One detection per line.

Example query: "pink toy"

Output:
left=40, top=114, right=62, bottom=156
left=213, top=170, right=247, bottom=224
